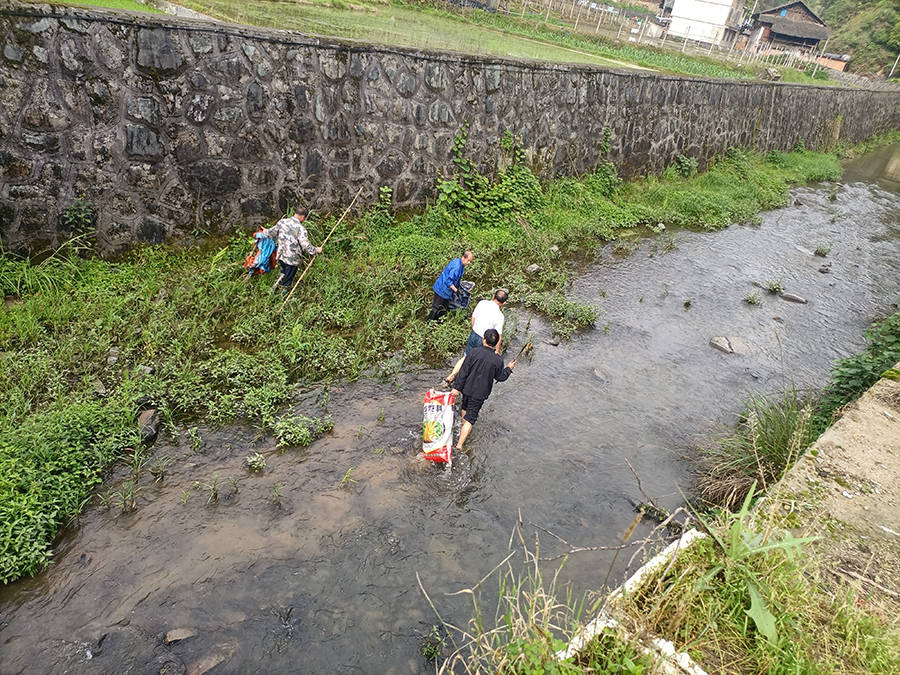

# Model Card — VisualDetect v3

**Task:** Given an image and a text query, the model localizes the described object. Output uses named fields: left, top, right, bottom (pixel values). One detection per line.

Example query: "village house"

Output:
left=661, top=0, right=745, bottom=46
left=750, top=1, right=828, bottom=52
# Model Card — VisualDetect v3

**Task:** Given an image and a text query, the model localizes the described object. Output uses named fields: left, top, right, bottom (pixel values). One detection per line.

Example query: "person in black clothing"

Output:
left=450, top=328, right=517, bottom=450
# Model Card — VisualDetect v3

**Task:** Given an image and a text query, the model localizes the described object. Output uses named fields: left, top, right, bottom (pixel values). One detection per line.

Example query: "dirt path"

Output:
left=769, top=362, right=900, bottom=607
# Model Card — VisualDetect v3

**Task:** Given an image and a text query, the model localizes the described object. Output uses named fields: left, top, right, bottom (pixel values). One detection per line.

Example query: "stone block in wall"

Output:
left=0, top=151, right=33, bottom=180
left=3, top=41, right=23, bottom=63
left=424, top=62, right=447, bottom=91
left=179, top=160, right=240, bottom=197
left=138, top=216, right=167, bottom=244
left=429, top=101, right=453, bottom=125
left=125, top=125, right=162, bottom=159
left=21, top=131, right=59, bottom=153
left=376, top=152, right=405, bottom=180
left=321, top=51, right=348, bottom=81
left=246, top=81, right=266, bottom=117
left=137, top=28, right=184, bottom=73
left=127, top=96, right=162, bottom=126
left=304, top=150, right=324, bottom=182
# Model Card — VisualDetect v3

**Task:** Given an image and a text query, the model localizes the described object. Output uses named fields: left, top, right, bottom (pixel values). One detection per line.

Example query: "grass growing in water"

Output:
left=698, top=389, right=817, bottom=510
left=428, top=537, right=656, bottom=672
left=0, top=139, right=846, bottom=583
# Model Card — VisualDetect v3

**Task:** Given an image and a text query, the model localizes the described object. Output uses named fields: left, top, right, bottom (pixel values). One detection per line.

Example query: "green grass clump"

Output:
left=697, top=389, right=817, bottom=509
left=0, top=134, right=850, bottom=583
left=274, top=415, right=334, bottom=448
left=0, top=399, right=139, bottom=582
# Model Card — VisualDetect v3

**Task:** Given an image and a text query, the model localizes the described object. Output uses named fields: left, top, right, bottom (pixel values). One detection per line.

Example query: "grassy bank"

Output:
left=618, top=492, right=900, bottom=673
left=0, top=134, right=864, bottom=583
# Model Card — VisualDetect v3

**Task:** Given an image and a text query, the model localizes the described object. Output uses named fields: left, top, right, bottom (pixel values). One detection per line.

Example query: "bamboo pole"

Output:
left=811, top=37, right=828, bottom=78
left=279, top=186, right=363, bottom=311
left=889, top=50, right=900, bottom=80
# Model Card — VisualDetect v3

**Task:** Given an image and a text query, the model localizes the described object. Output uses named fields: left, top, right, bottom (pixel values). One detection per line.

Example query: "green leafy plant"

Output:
left=420, top=625, right=445, bottom=662
left=195, top=476, right=219, bottom=505
left=111, top=478, right=141, bottom=513
left=60, top=194, right=95, bottom=237
left=815, top=313, right=900, bottom=430
left=435, top=122, right=545, bottom=229
left=187, top=427, right=203, bottom=453
left=672, top=154, right=698, bottom=178
left=683, top=298, right=693, bottom=309
left=148, top=454, right=172, bottom=483
left=814, top=243, right=831, bottom=257
left=764, top=279, right=784, bottom=294
left=744, top=292, right=761, bottom=305
left=245, top=452, right=266, bottom=472
left=273, top=414, right=334, bottom=448
left=339, top=467, right=357, bottom=489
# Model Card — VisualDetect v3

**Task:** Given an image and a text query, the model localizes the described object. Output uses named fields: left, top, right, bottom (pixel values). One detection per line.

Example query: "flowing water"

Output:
left=2, top=147, right=899, bottom=674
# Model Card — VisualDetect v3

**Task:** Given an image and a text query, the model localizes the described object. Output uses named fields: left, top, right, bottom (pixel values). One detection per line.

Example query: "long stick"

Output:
left=279, top=186, right=363, bottom=311
left=511, top=341, right=533, bottom=363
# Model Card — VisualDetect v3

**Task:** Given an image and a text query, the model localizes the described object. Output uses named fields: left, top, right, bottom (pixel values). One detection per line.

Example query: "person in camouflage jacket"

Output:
left=261, top=208, right=323, bottom=294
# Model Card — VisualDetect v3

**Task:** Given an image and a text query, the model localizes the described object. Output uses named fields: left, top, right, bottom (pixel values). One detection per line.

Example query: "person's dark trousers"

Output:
left=427, top=292, right=450, bottom=320
left=279, top=261, right=299, bottom=288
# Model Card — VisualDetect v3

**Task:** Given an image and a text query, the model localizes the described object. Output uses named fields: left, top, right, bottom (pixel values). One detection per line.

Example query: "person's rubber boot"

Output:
left=272, top=274, right=284, bottom=292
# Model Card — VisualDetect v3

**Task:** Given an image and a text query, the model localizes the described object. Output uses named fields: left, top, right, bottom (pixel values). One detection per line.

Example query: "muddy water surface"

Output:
left=2, top=148, right=899, bottom=673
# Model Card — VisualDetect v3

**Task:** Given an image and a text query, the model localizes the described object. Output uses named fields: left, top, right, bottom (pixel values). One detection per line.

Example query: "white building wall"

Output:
left=669, top=0, right=735, bottom=45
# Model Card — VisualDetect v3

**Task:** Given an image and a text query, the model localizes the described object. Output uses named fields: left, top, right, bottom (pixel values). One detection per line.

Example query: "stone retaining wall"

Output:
left=1, top=2, right=898, bottom=253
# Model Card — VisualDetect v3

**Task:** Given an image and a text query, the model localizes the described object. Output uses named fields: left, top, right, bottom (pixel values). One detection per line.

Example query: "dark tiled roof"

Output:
left=762, top=15, right=829, bottom=40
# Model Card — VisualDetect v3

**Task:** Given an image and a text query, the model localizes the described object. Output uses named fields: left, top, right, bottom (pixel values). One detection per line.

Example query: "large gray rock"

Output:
left=709, top=336, right=750, bottom=355
left=709, top=337, right=733, bottom=354
left=779, top=292, right=808, bottom=304
left=138, top=409, right=160, bottom=442
left=179, top=160, right=241, bottom=197
left=164, top=628, right=197, bottom=644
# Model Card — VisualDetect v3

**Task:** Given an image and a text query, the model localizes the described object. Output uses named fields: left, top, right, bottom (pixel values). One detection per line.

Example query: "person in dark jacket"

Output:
left=428, top=250, right=473, bottom=320
left=450, top=328, right=516, bottom=450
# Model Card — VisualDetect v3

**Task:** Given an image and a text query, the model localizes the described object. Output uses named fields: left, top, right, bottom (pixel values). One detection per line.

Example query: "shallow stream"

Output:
left=1, top=146, right=898, bottom=674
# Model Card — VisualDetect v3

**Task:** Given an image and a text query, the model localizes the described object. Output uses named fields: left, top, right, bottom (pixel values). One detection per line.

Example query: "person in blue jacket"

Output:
left=428, top=250, right=473, bottom=320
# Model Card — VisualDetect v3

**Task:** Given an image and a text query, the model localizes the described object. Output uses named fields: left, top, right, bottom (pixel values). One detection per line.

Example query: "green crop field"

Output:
left=176, top=0, right=637, bottom=68
left=43, top=0, right=163, bottom=13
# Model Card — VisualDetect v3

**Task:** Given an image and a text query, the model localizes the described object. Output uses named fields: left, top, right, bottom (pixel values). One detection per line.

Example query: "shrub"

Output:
left=672, top=154, right=699, bottom=178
